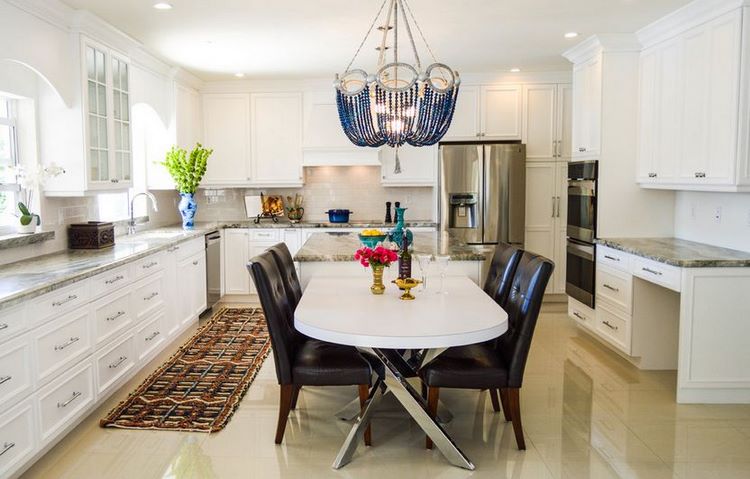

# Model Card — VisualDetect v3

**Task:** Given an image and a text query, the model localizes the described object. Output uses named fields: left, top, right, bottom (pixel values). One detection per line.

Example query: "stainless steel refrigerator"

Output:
left=438, top=143, right=526, bottom=245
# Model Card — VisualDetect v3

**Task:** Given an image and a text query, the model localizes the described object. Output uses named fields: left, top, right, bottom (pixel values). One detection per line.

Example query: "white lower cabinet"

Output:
left=224, top=229, right=251, bottom=295
left=0, top=236, right=207, bottom=477
left=0, top=399, right=36, bottom=478
left=38, top=360, right=95, bottom=446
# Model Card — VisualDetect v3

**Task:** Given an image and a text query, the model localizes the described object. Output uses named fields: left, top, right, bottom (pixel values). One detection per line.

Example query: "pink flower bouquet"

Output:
left=354, top=246, right=398, bottom=268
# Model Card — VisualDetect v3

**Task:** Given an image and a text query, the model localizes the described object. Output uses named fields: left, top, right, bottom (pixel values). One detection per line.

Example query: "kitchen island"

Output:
left=294, top=231, right=494, bottom=288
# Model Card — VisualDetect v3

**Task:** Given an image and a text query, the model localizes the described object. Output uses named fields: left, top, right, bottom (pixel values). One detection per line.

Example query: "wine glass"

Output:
left=434, top=255, right=450, bottom=295
left=415, top=254, right=432, bottom=292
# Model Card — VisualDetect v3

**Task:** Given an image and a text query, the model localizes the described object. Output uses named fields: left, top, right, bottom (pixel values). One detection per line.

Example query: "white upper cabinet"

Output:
left=444, top=85, right=480, bottom=139
left=522, top=84, right=571, bottom=161
left=201, top=93, right=251, bottom=186
left=637, top=7, right=749, bottom=191
left=44, top=37, right=134, bottom=196
left=379, top=145, right=437, bottom=186
left=481, top=85, right=522, bottom=139
left=444, top=84, right=522, bottom=140
left=174, top=83, right=202, bottom=149
left=250, top=92, right=303, bottom=186
left=301, top=90, right=380, bottom=166
left=571, top=56, right=602, bottom=159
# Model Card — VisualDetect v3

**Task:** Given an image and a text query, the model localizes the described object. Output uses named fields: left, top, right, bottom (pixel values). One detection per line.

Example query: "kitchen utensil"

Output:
left=326, top=209, right=353, bottom=223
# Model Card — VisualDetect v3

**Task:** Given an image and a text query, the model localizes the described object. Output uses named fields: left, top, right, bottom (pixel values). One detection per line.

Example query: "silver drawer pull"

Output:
left=142, top=261, right=158, bottom=269
left=602, top=320, right=619, bottom=331
left=167, top=246, right=180, bottom=252
left=145, top=331, right=160, bottom=341
left=143, top=292, right=159, bottom=301
left=648, top=172, right=657, bottom=178
left=694, top=172, right=706, bottom=178
left=573, top=312, right=586, bottom=321
left=0, top=442, right=15, bottom=457
left=192, top=260, right=199, bottom=266
left=105, top=275, right=124, bottom=285
left=52, top=295, right=78, bottom=307
left=108, top=356, right=128, bottom=369
left=0, top=376, right=11, bottom=386
left=54, top=336, right=80, bottom=351
left=603, top=255, right=620, bottom=262
left=642, top=267, right=663, bottom=276
left=106, top=311, right=126, bottom=322
left=0, top=323, right=7, bottom=331
left=57, top=391, right=82, bottom=408
left=602, top=284, right=620, bottom=293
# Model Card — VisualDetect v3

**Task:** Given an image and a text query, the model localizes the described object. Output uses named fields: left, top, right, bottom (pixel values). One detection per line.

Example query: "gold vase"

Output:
left=370, top=265, right=386, bottom=295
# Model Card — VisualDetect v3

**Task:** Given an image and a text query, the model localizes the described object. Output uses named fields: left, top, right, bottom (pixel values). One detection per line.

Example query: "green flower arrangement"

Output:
left=160, top=143, right=213, bottom=194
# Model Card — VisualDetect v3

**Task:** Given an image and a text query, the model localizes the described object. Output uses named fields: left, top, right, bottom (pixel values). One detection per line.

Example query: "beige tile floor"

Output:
left=21, top=303, right=750, bottom=479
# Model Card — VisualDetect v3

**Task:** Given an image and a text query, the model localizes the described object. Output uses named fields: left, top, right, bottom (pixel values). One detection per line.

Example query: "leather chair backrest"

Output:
left=496, top=252, right=554, bottom=388
left=268, top=242, right=303, bottom=308
left=247, top=251, right=301, bottom=385
left=483, top=243, right=523, bottom=307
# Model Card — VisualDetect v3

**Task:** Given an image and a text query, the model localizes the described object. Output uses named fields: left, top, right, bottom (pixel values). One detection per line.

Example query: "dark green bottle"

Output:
left=398, top=231, right=412, bottom=279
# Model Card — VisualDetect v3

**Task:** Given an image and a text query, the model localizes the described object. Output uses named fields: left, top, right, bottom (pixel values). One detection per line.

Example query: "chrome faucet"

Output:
left=128, top=192, right=159, bottom=234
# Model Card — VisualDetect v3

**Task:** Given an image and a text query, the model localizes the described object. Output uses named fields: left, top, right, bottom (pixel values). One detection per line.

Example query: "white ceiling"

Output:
left=60, top=0, right=691, bottom=81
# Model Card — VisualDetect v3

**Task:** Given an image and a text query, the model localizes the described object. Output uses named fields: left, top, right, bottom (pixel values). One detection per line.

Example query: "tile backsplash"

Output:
left=194, top=166, right=435, bottom=223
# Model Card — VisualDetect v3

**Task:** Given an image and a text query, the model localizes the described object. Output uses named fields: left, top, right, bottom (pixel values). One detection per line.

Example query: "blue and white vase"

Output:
left=178, top=192, right=197, bottom=230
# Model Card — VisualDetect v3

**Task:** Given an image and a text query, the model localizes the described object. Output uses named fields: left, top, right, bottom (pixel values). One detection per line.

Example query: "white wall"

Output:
left=674, top=191, right=750, bottom=252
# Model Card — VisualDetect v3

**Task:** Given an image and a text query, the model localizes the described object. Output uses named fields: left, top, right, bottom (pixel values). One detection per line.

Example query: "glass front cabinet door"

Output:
left=83, top=39, right=132, bottom=190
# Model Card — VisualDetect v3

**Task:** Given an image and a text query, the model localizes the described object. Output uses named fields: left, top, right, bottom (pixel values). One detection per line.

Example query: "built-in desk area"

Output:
left=568, top=237, right=750, bottom=404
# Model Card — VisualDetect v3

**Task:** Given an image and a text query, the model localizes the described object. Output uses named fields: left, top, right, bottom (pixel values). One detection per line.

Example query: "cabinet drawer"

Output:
left=37, top=361, right=94, bottom=445
left=0, top=304, right=26, bottom=345
left=595, top=265, right=632, bottom=313
left=0, top=400, right=36, bottom=479
left=568, top=298, right=596, bottom=331
left=137, top=311, right=166, bottom=361
left=95, top=334, right=135, bottom=396
left=29, top=281, right=90, bottom=326
left=92, top=290, right=133, bottom=345
left=249, top=229, right=279, bottom=242
left=173, top=237, right=205, bottom=261
left=132, top=252, right=165, bottom=280
left=596, top=303, right=631, bottom=354
left=35, top=311, right=92, bottom=384
left=90, top=265, right=132, bottom=299
left=133, top=274, right=165, bottom=322
left=0, top=337, right=33, bottom=410
left=596, top=246, right=631, bottom=273
left=631, top=257, right=681, bottom=292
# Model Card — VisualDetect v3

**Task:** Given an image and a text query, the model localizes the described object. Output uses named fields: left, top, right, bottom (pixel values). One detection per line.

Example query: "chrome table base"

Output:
left=332, top=347, right=475, bottom=471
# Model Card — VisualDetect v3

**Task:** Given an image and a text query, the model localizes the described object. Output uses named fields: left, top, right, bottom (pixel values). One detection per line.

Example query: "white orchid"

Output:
left=9, top=162, right=65, bottom=219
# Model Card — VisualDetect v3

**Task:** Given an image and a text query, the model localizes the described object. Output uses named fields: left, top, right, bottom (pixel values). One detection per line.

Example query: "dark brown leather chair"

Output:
left=267, top=243, right=303, bottom=307
left=420, top=252, right=554, bottom=450
left=483, top=242, right=524, bottom=306
left=248, top=251, right=374, bottom=445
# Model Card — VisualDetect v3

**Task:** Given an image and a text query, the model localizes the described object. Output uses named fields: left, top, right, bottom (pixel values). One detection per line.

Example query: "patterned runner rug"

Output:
left=100, top=308, right=271, bottom=432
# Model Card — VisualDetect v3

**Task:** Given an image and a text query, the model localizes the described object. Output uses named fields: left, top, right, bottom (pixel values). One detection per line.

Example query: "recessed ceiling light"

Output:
left=153, top=2, right=173, bottom=10
left=510, top=68, right=521, bottom=73
left=234, top=73, right=245, bottom=78
left=564, top=32, right=579, bottom=39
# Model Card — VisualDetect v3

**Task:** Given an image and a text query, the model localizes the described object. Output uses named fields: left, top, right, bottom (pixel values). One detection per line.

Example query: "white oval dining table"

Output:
left=295, top=275, right=509, bottom=470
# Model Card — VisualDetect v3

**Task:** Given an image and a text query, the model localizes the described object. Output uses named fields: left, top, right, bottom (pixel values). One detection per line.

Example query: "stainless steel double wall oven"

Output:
left=566, top=161, right=598, bottom=308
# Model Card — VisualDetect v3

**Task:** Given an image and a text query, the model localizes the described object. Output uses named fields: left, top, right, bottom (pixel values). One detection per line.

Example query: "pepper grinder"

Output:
left=385, top=201, right=392, bottom=224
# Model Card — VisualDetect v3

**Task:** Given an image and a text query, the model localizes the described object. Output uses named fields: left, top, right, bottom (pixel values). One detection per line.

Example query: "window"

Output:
left=0, top=96, right=19, bottom=234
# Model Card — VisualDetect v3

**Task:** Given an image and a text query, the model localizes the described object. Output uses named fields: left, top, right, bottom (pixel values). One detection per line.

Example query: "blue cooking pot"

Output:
left=326, top=209, right=353, bottom=223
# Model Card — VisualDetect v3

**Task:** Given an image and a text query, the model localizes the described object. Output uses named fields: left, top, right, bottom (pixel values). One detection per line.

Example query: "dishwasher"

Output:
left=204, top=230, right=222, bottom=314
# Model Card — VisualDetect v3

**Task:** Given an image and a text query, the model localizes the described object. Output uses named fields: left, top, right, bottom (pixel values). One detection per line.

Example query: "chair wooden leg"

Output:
left=498, top=388, right=512, bottom=422
left=489, top=389, right=501, bottom=412
left=358, top=384, right=372, bottom=446
left=290, top=385, right=301, bottom=410
left=275, top=384, right=294, bottom=444
left=425, top=386, right=440, bottom=449
left=507, top=388, right=526, bottom=450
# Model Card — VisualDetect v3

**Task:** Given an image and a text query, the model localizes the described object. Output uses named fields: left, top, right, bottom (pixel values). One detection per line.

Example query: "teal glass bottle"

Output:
left=390, top=206, right=413, bottom=249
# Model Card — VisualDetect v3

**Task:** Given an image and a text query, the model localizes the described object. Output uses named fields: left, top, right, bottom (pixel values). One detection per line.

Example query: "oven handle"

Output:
left=567, top=240, right=595, bottom=261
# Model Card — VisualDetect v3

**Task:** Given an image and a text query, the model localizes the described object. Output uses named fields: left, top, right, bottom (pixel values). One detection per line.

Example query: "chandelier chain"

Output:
left=401, top=0, right=439, bottom=64
left=344, top=0, right=388, bottom=73
left=398, top=0, right=422, bottom=71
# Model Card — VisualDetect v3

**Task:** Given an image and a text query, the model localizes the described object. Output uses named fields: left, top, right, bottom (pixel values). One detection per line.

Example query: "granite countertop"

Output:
left=0, top=225, right=217, bottom=311
left=595, top=237, right=750, bottom=268
left=221, top=220, right=437, bottom=229
left=294, top=231, right=493, bottom=262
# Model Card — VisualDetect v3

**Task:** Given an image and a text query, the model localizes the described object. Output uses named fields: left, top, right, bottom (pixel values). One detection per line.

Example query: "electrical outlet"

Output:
left=713, top=206, right=722, bottom=224
left=746, top=209, right=750, bottom=226
left=690, top=203, right=696, bottom=219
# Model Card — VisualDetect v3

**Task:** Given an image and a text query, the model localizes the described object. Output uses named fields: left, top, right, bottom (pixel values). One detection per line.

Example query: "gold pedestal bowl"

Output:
left=392, top=278, right=422, bottom=300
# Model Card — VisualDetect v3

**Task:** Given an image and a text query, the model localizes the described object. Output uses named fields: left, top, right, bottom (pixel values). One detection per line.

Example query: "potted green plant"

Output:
left=160, top=143, right=213, bottom=230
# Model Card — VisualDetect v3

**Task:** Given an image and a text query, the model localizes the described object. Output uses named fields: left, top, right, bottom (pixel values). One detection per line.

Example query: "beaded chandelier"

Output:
left=334, top=0, right=460, bottom=172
